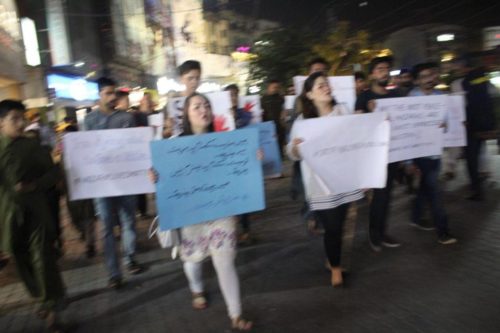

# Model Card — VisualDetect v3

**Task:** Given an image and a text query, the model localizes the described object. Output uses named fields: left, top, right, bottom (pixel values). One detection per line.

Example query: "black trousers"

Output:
left=239, top=213, right=250, bottom=233
left=137, top=194, right=147, bottom=215
left=369, top=162, right=398, bottom=244
left=314, top=203, right=350, bottom=267
left=465, top=133, right=483, bottom=196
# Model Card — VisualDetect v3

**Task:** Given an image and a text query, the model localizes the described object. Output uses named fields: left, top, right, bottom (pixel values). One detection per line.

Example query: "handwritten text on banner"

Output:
left=375, top=95, right=446, bottom=162
left=63, top=127, right=155, bottom=200
left=151, top=129, right=265, bottom=231
left=296, top=112, right=390, bottom=194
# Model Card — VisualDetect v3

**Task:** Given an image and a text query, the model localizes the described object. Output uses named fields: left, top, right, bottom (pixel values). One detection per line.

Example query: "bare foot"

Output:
left=331, top=267, right=343, bottom=287
left=231, top=317, right=253, bottom=331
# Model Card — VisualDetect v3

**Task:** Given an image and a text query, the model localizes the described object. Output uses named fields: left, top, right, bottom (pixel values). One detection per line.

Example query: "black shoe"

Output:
left=127, top=261, right=144, bottom=275
left=438, top=233, right=457, bottom=245
left=381, top=235, right=401, bottom=248
left=85, top=245, right=96, bottom=259
left=409, top=220, right=435, bottom=231
left=108, top=277, right=123, bottom=290
left=466, top=193, right=483, bottom=201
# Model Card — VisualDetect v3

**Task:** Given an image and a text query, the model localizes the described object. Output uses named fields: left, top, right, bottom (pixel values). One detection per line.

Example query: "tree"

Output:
left=248, top=28, right=315, bottom=91
left=312, top=21, right=386, bottom=75
left=247, top=22, right=387, bottom=92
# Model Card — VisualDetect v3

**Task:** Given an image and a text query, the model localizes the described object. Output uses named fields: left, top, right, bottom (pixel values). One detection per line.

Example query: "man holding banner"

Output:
left=355, top=56, right=402, bottom=251
left=408, top=63, right=457, bottom=245
left=83, top=77, right=143, bottom=289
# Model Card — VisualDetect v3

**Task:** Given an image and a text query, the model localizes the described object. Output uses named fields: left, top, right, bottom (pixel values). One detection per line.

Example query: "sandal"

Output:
left=231, top=317, right=253, bottom=331
left=192, top=293, right=208, bottom=310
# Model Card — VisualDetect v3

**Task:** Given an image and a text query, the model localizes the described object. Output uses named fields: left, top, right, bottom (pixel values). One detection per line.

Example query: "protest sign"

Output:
left=444, top=95, right=467, bottom=147
left=247, top=121, right=282, bottom=178
left=239, top=95, right=262, bottom=123
left=207, top=91, right=236, bottom=131
left=295, top=112, right=389, bottom=194
left=148, top=112, right=165, bottom=140
left=374, top=95, right=446, bottom=162
left=151, top=129, right=265, bottom=230
left=285, top=95, right=297, bottom=110
left=63, top=127, right=155, bottom=200
left=166, top=96, right=185, bottom=136
left=293, top=75, right=356, bottom=113
left=167, top=91, right=235, bottom=135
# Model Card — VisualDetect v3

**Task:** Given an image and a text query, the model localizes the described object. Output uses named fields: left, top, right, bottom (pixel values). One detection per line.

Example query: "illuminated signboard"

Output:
left=47, top=74, right=99, bottom=101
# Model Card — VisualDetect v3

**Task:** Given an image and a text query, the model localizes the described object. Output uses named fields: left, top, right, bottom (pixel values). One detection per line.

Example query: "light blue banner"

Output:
left=151, top=129, right=265, bottom=230
left=247, top=121, right=283, bottom=178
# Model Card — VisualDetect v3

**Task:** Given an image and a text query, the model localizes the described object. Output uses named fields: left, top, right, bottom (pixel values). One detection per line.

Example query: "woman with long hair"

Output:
left=151, top=93, right=252, bottom=331
left=287, top=72, right=364, bottom=287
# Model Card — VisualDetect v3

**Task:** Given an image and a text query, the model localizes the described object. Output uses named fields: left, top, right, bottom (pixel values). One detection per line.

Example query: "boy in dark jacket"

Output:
left=0, top=100, right=66, bottom=332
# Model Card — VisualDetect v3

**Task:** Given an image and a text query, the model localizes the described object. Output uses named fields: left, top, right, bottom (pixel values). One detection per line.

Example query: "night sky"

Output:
left=228, top=0, right=500, bottom=40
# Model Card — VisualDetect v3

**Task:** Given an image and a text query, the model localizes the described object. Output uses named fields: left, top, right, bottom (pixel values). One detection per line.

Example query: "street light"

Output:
left=437, top=34, right=454, bottom=42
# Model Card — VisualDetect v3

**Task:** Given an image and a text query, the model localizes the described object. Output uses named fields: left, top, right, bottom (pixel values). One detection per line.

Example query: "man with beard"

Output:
left=84, top=77, right=143, bottom=289
left=355, top=56, right=402, bottom=252
left=261, top=80, right=285, bottom=156
left=395, top=68, right=414, bottom=97
left=408, top=62, right=457, bottom=244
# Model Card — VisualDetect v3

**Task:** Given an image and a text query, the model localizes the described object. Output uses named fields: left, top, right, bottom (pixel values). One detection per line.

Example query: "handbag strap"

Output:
left=148, top=216, right=160, bottom=239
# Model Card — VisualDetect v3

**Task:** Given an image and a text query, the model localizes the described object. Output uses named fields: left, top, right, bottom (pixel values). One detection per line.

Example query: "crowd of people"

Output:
left=0, top=51, right=497, bottom=332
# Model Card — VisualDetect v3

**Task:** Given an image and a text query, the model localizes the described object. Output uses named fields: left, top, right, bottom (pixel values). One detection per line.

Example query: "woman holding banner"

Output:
left=150, top=93, right=252, bottom=331
left=287, top=72, right=364, bottom=287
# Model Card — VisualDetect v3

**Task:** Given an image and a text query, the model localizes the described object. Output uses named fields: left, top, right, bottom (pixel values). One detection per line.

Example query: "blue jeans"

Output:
left=412, top=158, right=449, bottom=236
left=94, top=196, right=137, bottom=279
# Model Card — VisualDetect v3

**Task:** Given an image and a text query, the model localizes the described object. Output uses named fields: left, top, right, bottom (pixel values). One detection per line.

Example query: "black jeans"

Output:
left=465, top=133, right=483, bottom=196
left=137, top=194, right=148, bottom=216
left=314, top=203, right=350, bottom=267
left=412, top=158, right=448, bottom=236
left=369, top=162, right=399, bottom=244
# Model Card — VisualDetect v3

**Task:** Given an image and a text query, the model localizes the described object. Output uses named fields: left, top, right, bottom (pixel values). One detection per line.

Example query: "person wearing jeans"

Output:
left=94, top=196, right=140, bottom=279
left=368, top=162, right=400, bottom=249
left=408, top=62, right=457, bottom=244
left=355, top=56, right=402, bottom=251
left=410, top=158, right=455, bottom=244
left=84, top=77, right=143, bottom=288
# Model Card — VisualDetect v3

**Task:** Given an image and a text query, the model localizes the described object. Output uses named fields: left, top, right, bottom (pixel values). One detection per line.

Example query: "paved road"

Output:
left=1, top=144, right=499, bottom=333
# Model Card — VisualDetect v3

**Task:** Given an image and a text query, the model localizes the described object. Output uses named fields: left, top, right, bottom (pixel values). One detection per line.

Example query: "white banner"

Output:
left=295, top=112, right=390, bottom=194
left=148, top=112, right=165, bottom=140
left=444, top=95, right=467, bottom=147
left=238, top=95, right=262, bottom=123
left=167, top=96, right=185, bottom=136
left=284, top=95, right=297, bottom=110
left=293, top=75, right=356, bottom=113
left=167, top=91, right=235, bottom=135
left=374, top=95, right=446, bottom=162
left=207, top=91, right=236, bottom=131
left=63, top=127, right=155, bottom=200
